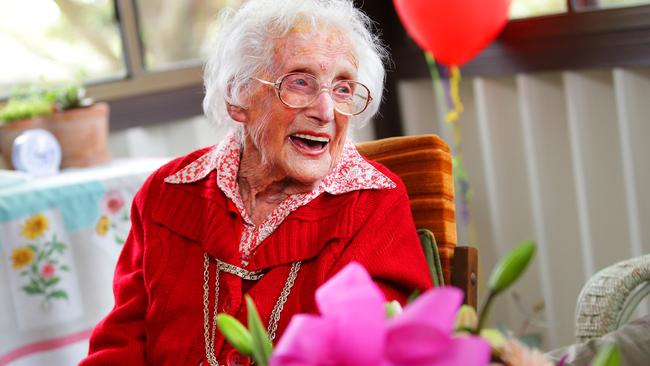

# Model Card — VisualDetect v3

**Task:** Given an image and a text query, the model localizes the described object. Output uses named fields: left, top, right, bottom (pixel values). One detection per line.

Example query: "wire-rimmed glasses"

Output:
left=254, top=72, right=372, bottom=116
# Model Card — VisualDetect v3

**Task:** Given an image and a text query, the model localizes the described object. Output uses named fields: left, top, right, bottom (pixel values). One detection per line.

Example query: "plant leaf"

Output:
left=43, top=277, right=60, bottom=287
left=47, top=290, right=69, bottom=300
left=487, top=240, right=536, bottom=295
left=591, top=343, right=621, bottom=366
left=245, top=295, right=272, bottom=366
left=216, top=314, right=254, bottom=356
left=22, top=284, right=43, bottom=294
left=52, top=242, right=66, bottom=254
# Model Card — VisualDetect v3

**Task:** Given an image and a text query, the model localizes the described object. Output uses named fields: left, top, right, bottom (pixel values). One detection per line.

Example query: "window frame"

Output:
left=86, top=0, right=204, bottom=131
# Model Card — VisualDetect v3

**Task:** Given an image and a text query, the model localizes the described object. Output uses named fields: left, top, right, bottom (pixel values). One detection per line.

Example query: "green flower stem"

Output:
left=476, top=291, right=496, bottom=334
left=476, top=241, right=537, bottom=334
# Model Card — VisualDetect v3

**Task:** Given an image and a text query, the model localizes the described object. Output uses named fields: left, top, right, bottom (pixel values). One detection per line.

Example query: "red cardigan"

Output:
left=81, top=148, right=432, bottom=365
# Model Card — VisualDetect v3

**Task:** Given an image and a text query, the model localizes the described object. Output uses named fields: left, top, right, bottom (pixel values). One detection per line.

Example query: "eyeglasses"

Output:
left=254, top=72, right=372, bottom=116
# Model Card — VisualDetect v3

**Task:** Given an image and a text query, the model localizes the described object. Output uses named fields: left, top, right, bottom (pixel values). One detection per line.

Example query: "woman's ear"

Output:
left=226, top=103, right=248, bottom=123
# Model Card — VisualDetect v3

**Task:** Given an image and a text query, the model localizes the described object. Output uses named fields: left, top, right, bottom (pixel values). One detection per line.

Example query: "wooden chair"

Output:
left=356, top=134, right=478, bottom=307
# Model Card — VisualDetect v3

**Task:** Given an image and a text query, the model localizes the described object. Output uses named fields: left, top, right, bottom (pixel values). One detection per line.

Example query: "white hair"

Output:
left=202, top=0, right=388, bottom=129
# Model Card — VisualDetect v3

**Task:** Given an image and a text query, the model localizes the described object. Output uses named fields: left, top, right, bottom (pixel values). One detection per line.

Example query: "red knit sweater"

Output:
left=81, top=148, right=432, bottom=365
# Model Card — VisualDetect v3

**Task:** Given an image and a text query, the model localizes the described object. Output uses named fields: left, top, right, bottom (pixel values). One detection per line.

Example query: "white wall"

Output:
left=398, top=67, right=650, bottom=350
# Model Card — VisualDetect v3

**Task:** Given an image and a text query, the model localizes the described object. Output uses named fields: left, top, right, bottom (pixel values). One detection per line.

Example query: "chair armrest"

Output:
left=575, top=254, right=650, bottom=342
left=451, top=246, right=478, bottom=308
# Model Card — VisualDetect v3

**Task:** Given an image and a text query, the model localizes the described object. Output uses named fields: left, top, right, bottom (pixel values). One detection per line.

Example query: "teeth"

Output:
left=292, top=134, right=330, bottom=143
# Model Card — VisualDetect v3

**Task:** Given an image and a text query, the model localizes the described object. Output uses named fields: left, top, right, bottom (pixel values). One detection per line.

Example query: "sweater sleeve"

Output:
left=80, top=185, right=149, bottom=365
left=330, top=186, right=433, bottom=304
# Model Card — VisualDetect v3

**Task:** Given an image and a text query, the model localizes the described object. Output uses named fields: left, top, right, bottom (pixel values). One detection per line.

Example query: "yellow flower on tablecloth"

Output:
left=96, top=215, right=110, bottom=236
left=21, top=213, right=49, bottom=240
left=11, top=246, right=36, bottom=269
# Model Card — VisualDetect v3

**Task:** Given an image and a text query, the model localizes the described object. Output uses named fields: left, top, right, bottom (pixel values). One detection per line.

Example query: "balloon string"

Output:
left=424, top=53, right=474, bottom=232
left=445, top=66, right=464, bottom=123
left=425, top=52, right=447, bottom=114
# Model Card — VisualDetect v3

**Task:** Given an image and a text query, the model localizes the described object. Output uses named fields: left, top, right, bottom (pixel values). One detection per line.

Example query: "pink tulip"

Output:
left=271, top=262, right=491, bottom=366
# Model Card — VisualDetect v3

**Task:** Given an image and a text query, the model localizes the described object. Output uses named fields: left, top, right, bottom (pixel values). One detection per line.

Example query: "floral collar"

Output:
left=164, top=127, right=395, bottom=262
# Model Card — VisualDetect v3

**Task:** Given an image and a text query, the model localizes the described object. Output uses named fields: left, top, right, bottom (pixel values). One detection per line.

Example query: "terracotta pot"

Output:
left=47, top=102, right=111, bottom=168
left=0, top=117, right=47, bottom=169
left=0, top=102, right=111, bottom=170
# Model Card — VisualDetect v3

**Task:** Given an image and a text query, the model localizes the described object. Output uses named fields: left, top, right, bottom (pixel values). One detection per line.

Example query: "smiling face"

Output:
left=234, top=28, right=358, bottom=187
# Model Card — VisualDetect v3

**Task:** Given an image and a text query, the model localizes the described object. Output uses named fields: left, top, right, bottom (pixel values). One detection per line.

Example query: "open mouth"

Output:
left=289, top=133, right=330, bottom=153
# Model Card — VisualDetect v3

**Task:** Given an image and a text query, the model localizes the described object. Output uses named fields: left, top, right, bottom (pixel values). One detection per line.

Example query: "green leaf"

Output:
left=245, top=295, right=272, bottom=366
left=216, top=314, right=254, bottom=356
left=27, top=244, right=39, bottom=252
left=46, top=290, right=69, bottom=300
left=487, top=240, right=536, bottom=295
left=45, top=245, right=56, bottom=258
left=43, top=277, right=61, bottom=287
left=19, top=271, right=28, bottom=276
left=52, top=242, right=66, bottom=254
left=60, top=265, right=70, bottom=272
left=22, top=284, right=43, bottom=294
left=591, top=343, right=621, bottom=366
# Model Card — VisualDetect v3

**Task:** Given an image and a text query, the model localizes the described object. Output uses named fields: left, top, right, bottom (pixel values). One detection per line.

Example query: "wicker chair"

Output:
left=575, top=254, right=650, bottom=342
left=356, top=134, right=478, bottom=307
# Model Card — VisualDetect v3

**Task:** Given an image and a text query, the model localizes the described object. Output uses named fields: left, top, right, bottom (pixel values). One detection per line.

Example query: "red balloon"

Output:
left=393, top=0, right=511, bottom=66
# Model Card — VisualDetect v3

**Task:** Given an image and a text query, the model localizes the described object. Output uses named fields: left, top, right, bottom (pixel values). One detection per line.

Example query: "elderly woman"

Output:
left=82, top=0, right=431, bottom=364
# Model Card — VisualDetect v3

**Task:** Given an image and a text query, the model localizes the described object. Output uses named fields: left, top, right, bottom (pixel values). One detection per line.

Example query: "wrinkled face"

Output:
left=242, top=29, right=358, bottom=185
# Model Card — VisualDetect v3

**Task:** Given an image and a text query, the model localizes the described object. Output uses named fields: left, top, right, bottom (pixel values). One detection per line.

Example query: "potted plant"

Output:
left=0, top=83, right=111, bottom=169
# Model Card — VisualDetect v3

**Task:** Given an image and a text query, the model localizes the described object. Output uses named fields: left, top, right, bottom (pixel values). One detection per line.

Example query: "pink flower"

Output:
left=101, top=191, right=125, bottom=215
left=41, top=263, right=56, bottom=279
left=271, top=262, right=491, bottom=366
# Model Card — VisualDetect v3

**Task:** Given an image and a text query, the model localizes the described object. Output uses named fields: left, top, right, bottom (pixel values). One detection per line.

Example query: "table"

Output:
left=0, top=158, right=169, bottom=366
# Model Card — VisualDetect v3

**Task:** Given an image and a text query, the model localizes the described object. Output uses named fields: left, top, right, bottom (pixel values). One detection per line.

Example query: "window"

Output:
left=510, top=0, right=568, bottom=19
left=0, top=0, right=124, bottom=96
left=0, top=0, right=247, bottom=130
left=135, top=0, right=244, bottom=71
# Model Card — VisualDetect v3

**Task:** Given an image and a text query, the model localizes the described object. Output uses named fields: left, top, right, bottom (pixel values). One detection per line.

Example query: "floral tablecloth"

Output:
left=0, top=158, right=168, bottom=366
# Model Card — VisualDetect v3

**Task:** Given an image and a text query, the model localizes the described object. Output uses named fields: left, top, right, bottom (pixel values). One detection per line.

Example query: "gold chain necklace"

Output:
left=202, top=253, right=301, bottom=366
